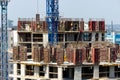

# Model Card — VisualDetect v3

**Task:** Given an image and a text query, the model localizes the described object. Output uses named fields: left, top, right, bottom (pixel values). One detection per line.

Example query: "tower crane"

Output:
left=46, top=0, right=59, bottom=45
left=0, top=0, right=9, bottom=80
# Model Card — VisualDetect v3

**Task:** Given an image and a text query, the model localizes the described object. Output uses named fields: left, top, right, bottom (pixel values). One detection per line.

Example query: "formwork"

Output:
left=13, top=46, right=19, bottom=61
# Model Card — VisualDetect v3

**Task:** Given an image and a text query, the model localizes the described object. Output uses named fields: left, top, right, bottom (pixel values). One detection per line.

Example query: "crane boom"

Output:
left=0, top=0, right=9, bottom=80
left=46, top=0, right=59, bottom=45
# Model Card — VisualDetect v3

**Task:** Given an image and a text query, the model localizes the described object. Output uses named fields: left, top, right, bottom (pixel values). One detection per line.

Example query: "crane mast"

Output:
left=0, top=0, right=9, bottom=80
left=46, top=0, right=59, bottom=45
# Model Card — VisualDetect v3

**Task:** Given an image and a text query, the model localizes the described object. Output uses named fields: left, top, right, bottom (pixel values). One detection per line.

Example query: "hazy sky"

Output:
left=6, top=0, right=120, bottom=25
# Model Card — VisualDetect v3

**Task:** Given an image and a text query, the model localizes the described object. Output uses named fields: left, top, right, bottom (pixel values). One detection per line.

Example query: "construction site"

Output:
left=0, top=0, right=120, bottom=80
left=8, top=14, right=120, bottom=80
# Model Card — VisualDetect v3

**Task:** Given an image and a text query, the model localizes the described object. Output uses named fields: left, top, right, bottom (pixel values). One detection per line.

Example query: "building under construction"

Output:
left=9, top=14, right=120, bottom=80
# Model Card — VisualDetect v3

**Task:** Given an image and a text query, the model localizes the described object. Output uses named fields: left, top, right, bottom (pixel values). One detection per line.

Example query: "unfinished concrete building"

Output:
left=9, top=14, right=120, bottom=80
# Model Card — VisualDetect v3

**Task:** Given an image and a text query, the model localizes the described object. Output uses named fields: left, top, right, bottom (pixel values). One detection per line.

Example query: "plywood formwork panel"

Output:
left=19, top=46, right=27, bottom=61
left=13, top=46, right=19, bottom=61
left=82, top=48, right=88, bottom=63
left=108, top=47, right=117, bottom=62
left=80, top=20, right=84, bottom=31
left=85, top=47, right=92, bottom=63
left=99, top=21, right=105, bottom=31
left=44, top=48, right=50, bottom=63
left=42, top=21, right=47, bottom=32
left=39, top=47, right=44, bottom=62
left=73, top=48, right=83, bottom=65
left=32, top=46, right=39, bottom=62
left=92, top=48, right=100, bottom=64
left=100, top=48, right=109, bottom=62
left=88, top=20, right=105, bottom=32
left=56, top=48, right=64, bottom=65
left=66, top=47, right=74, bottom=63
left=51, top=47, right=57, bottom=63
left=95, top=21, right=99, bottom=31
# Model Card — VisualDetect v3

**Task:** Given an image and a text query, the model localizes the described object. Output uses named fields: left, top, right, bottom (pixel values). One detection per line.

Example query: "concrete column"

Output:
left=74, top=66, right=82, bottom=80
left=109, top=66, right=115, bottom=78
left=34, top=66, right=39, bottom=77
left=63, top=33, right=65, bottom=45
left=45, top=65, right=49, bottom=78
left=58, top=66, right=63, bottom=80
left=21, top=64, right=25, bottom=80
left=92, top=33, right=95, bottom=41
left=69, top=68, right=73, bottom=78
left=99, top=33, right=102, bottom=41
left=93, top=65, right=99, bottom=79
left=13, top=63, right=17, bottom=80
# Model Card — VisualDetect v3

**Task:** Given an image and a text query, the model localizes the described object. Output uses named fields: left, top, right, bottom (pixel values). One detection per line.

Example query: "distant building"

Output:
left=7, top=19, right=17, bottom=29
left=105, top=31, right=120, bottom=44
left=0, top=27, right=17, bottom=49
left=105, top=24, right=120, bottom=44
left=7, top=20, right=13, bottom=28
left=106, top=24, right=120, bottom=32
left=105, top=32, right=115, bottom=43
left=8, top=28, right=18, bottom=49
left=7, top=29, right=18, bottom=80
